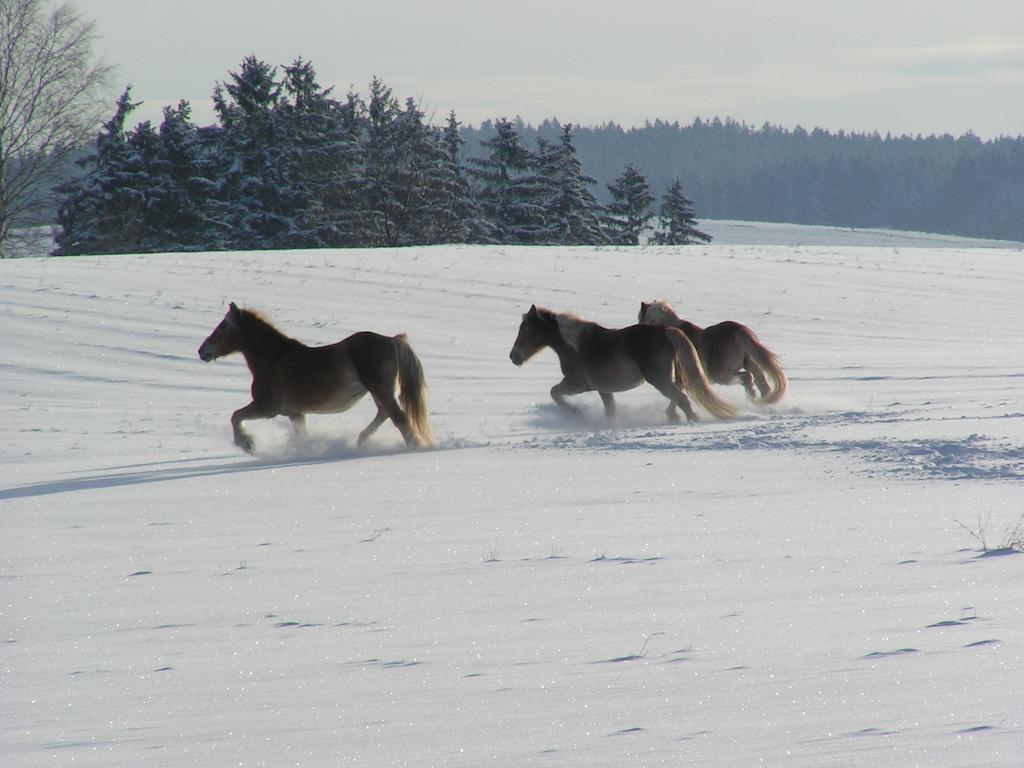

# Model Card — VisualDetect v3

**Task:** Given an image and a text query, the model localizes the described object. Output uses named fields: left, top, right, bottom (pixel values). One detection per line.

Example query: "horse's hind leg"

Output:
left=645, top=372, right=698, bottom=423
left=364, top=390, right=418, bottom=448
left=738, top=370, right=757, bottom=399
left=745, top=357, right=771, bottom=399
left=599, top=392, right=617, bottom=422
left=289, top=415, right=307, bottom=439
left=665, top=402, right=681, bottom=424
left=357, top=401, right=391, bottom=446
left=231, top=401, right=269, bottom=453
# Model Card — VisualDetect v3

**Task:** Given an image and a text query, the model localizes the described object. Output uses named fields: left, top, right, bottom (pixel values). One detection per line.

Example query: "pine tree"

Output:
left=605, top=164, right=654, bottom=245
left=55, top=88, right=147, bottom=254
left=651, top=179, right=711, bottom=245
left=210, top=56, right=292, bottom=249
left=357, top=77, right=400, bottom=245
left=276, top=59, right=362, bottom=247
left=535, top=124, right=608, bottom=245
left=432, top=111, right=486, bottom=243
left=391, top=97, right=450, bottom=245
left=466, top=117, right=546, bottom=244
left=396, top=107, right=480, bottom=245
left=142, top=101, right=225, bottom=251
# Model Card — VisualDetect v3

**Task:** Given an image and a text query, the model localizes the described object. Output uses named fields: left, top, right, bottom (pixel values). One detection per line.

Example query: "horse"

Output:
left=509, top=305, right=737, bottom=424
left=638, top=299, right=787, bottom=403
left=198, top=303, right=433, bottom=453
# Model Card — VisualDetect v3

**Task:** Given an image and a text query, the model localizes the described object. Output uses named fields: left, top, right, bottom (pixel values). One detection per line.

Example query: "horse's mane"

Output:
left=237, top=307, right=296, bottom=345
left=539, top=308, right=591, bottom=352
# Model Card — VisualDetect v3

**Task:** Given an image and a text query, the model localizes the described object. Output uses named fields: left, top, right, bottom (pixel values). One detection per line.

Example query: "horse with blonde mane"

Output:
left=638, top=299, right=787, bottom=403
left=509, top=305, right=737, bottom=423
left=198, top=303, right=433, bottom=452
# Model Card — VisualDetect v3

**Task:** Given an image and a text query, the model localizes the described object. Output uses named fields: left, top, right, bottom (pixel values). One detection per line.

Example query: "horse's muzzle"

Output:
left=509, top=351, right=523, bottom=366
left=198, top=344, right=214, bottom=362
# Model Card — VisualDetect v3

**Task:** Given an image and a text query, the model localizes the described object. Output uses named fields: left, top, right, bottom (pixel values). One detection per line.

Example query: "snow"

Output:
left=2, top=230, right=1023, bottom=766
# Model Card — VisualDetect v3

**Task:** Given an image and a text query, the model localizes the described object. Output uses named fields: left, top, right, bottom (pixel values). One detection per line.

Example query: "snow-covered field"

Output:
left=2, top=231, right=1023, bottom=766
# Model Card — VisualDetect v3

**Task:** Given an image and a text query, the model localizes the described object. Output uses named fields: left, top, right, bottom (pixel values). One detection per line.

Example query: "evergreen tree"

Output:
left=390, top=97, right=454, bottom=245
left=210, top=56, right=292, bottom=249
left=605, top=164, right=654, bottom=244
left=359, top=77, right=403, bottom=246
left=395, top=106, right=480, bottom=245
left=55, top=88, right=147, bottom=254
left=143, top=101, right=225, bottom=251
left=275, top=58, right=362, bottom=247
left=467, top=117, right=546, bottom=244
left=433, top=111, right=486, bottom=243
left=357, top=80, right=460, bottom=246
left=651, top=179, right=711, bottom=245
left=534, top=123, right=608, bottom=245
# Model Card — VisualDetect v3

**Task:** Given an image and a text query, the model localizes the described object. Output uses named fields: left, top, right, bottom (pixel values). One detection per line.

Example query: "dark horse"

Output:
left=509, top=305, right=737, bottom=423
left=638, top=299, right=787, bottom=403
left=198, top=303, right=433, bottom=452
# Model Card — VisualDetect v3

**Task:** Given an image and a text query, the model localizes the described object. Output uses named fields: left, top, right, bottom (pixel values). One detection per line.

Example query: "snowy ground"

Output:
left=2, top=231, right=1023, bottom=766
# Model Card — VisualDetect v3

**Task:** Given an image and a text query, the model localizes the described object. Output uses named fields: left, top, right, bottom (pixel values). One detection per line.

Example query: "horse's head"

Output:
left=198, top=302, right=246, bottom=362
left=638, top=299, right=678, bottom=326
left=509, top=305, right=552, bottom=366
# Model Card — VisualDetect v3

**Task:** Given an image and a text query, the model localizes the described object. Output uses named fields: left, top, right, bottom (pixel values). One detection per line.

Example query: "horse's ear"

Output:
left=640, top=301, right=648, bottom=312
left=528, top=304, right=538, bottom=316
left=227, top=302, right=242, bottom=325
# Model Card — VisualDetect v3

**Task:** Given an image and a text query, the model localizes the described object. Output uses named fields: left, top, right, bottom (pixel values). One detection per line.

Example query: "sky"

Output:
left=75, top=0, right=1024, bottom=138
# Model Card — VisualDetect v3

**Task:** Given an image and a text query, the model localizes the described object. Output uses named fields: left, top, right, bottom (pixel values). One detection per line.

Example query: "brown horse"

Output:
left=198, top=303, right=433, bottom=452
left=509, top=305, right=737, bottom=423
left=638, top=299, right=787, bottom=403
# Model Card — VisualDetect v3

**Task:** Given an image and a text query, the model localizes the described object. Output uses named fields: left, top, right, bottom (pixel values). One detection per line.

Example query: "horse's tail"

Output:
left=736, top=326, right=788, bottom=403
left=665, top=328, right=737, bottom=420
left=393, top=334, right=434, bottom=448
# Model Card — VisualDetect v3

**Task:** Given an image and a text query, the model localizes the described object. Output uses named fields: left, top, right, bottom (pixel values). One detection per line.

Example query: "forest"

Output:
left=52, top=57, right=1024, bottom=256
left=55, top=58, right=707, bottom=255
left=468, top=118, right=1024, bottom=241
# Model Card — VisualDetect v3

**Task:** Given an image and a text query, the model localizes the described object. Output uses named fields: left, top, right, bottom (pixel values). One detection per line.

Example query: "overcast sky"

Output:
left=76, top=0, right=1024, bottom=138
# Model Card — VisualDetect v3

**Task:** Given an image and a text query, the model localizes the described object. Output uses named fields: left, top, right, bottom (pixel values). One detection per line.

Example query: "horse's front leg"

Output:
left=231, top=401, right=269, bottom=453
left=551, top=378, right=587, bottom=416
left=289, top=414, right=307, bottom=439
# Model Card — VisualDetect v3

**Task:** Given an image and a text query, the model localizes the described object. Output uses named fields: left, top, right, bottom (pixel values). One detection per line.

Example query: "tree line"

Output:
left=474, top=118, right=1024, bottom=242
left=55, top=58, right=705, bottom=256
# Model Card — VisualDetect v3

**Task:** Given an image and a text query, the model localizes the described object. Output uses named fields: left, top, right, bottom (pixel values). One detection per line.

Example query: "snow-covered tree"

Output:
left=142, top=101, right=225, bottom=251
left=651, top=179, right=711, bottom=245
left=433, top=111, right=486, bottom=244
left=467, top=117, right=547, bottom=244
left=210, top=56, right=293, bottom=249
left=55, top=88, right=147, bottom=255
left=535, top=124, right=607, bottom=245
left=56, top=90, right=225, bottom=255
left=275, top=59, right=362, bottom=247
left=358, top=77, right=404, bottom=246
left=605, top=164, right=654, bottom=245
left=390, top=97, right=453, bottom=245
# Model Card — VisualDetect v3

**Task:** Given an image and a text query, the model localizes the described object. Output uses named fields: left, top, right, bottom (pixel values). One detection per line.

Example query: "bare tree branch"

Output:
left=0, top=0, right=111, bottom=255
